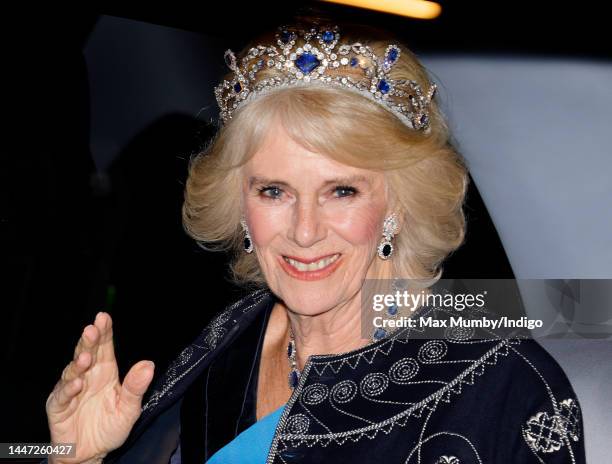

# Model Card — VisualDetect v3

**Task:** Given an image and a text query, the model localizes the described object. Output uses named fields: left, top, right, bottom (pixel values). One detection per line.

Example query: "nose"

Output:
left=288, top=198, right=326, bottom=248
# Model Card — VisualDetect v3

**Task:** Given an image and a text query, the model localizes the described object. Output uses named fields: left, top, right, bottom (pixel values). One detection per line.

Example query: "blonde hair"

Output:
left=182, top=22, right=468, bottom=290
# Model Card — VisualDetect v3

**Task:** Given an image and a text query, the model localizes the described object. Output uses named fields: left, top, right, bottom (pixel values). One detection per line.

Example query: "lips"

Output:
left=283, top=253, right=339, bottom=264
left=279, top=253, right=342, bottom=281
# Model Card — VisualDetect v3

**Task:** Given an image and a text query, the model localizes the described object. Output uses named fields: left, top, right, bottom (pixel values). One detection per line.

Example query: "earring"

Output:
left=240, top=218, right=254, bottom=253
left=377, top=213, right=399, bottom=260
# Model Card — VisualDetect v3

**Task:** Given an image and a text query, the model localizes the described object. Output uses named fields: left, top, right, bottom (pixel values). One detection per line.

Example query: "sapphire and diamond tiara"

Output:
left=214, top=24, right=437, bottom=131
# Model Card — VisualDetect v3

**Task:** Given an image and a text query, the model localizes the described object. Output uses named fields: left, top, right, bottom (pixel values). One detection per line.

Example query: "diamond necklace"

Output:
left=287, top=325, right=300, bottom=389
left=286, top=323, right=393, bottom=390
left=285, top=281, right=414, bottom=390
left=287, top=325, right=387, bottom=390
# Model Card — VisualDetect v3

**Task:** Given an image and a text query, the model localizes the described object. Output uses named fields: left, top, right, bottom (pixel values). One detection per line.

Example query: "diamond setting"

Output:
left=215, top=24, right=437, bottom=131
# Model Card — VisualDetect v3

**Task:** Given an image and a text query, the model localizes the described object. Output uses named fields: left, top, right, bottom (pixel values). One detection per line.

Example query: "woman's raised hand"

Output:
left=45, top=312, right=155, bottom=464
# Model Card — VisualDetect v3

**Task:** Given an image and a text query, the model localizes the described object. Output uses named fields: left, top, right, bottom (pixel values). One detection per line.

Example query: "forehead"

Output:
left=243, top=119, right=383, bottom=185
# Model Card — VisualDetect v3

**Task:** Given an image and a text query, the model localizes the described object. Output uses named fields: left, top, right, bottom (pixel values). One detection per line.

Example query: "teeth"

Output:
left=284, top=254, right=340, bottom=272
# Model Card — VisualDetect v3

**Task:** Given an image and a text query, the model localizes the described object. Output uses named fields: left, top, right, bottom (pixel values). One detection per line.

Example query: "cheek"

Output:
left=245, top=203, right=286, bottom=246
left=332, top=205, right=382, bottom=246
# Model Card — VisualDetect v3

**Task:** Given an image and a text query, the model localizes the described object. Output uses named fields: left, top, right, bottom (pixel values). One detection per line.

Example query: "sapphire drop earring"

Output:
left=241, top=218, right=253, bottom=253
left=377, top=213, right=399, bottom=260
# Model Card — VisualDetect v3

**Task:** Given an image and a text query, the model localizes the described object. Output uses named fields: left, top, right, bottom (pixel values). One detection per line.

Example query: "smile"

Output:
left=279, top=253, right=342, bottom=281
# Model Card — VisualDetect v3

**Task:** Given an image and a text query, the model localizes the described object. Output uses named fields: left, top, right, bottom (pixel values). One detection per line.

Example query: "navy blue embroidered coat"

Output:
left=51, top=288, right=587, bottom=463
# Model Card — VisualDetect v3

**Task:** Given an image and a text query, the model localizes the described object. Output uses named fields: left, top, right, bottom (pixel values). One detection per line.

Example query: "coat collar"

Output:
left=265, top=302, right=521, bottom=462
left=119, top=287, right=276, bottom=456
left=113, top=287, right=524, bottom=463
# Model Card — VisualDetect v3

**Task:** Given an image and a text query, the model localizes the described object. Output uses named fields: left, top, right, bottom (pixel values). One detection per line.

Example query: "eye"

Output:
left=258, top=186, right=283, bottom=200
left=333, top=185, right=358, bottom=198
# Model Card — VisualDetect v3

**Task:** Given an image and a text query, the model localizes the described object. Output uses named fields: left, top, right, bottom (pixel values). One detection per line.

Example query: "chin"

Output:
left=278, top=289, right=343, bottom=317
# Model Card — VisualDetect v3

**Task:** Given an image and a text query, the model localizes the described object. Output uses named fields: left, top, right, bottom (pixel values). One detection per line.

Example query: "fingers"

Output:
left=94, top=312, right=116, bottom=364
left=118, top=360, right=155, bottom=416
left=58, top=312, right=112, bottom=391
left=47, top=376, right=83, bottom=415
left=47, top=312, right=120, bottom=423
left=72, top=323, right=99, bottom=361
left=59, top=333, right=93, bottom=386
left=61, top=325, right=98, bottom=386
left=63, top=350, right=93, bottom=385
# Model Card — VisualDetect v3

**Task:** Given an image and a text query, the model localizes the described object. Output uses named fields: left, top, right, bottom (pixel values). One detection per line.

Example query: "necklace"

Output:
left=285, top=280, right=416, bottom=390
left=287, top=326, right=387, bottom=390
left=286, top=323, right=394, bottom=390
left=287, top=326, right=300, bottom=389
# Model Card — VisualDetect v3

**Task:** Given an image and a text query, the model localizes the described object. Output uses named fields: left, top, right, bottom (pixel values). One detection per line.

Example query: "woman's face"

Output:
left=242, top=119, right=395, bottom=317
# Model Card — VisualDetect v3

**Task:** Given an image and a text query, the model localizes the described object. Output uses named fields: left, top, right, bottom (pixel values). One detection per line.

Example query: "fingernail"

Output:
left=139, top=360, right=151, bottom=369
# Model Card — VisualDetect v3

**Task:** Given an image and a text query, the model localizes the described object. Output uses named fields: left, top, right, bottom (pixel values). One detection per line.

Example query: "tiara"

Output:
left=214, top=24, right=437, bottom=131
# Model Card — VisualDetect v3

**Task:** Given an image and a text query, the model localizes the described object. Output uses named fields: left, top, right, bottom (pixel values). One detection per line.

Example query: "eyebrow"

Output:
left=248, top=174, right=371, bottom=189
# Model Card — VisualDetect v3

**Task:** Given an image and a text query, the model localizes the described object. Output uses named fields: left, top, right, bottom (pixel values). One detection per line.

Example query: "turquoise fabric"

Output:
left=205, top=403, right=286, bottom=463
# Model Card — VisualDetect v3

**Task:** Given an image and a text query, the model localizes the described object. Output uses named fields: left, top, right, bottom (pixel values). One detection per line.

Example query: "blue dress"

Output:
left=205, top=403, right=286, bottom=463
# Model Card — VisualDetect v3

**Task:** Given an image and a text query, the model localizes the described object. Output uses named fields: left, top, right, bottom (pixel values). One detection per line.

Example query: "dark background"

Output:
left=1, top=1, right=608, bottom=449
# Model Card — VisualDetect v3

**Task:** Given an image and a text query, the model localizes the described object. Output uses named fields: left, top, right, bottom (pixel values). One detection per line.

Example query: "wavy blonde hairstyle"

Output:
left=182, top=21, right=468, bottom=290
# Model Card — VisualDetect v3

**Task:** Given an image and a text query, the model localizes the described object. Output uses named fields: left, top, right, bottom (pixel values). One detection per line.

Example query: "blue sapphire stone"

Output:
left=420, top=114, right=429, bottom=126
left=287, top=342, right=293, bottom=357
left=295, top=52, right=320, bottom=74
left=387, top=304, right=398, bottom=316
left=350, top=57, right=358, bottom=67
left=377, top=79, right=390, bottom=94
left=290, top=370, right=299, bottom=388
left=233, top=82, right=242, bottom=93
left=388, top=48, right=398, bottom=62
left=373, top=328, right=387, bottom=340
left=381, top=243, right=392, bottom=257
left=322, top=30, right=335, bottom=43
left=280, top=30, right=292, bottom=44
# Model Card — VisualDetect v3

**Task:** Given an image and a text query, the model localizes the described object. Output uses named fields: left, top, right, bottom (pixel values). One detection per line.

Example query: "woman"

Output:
left=44, top=19, right=586, bottom=463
